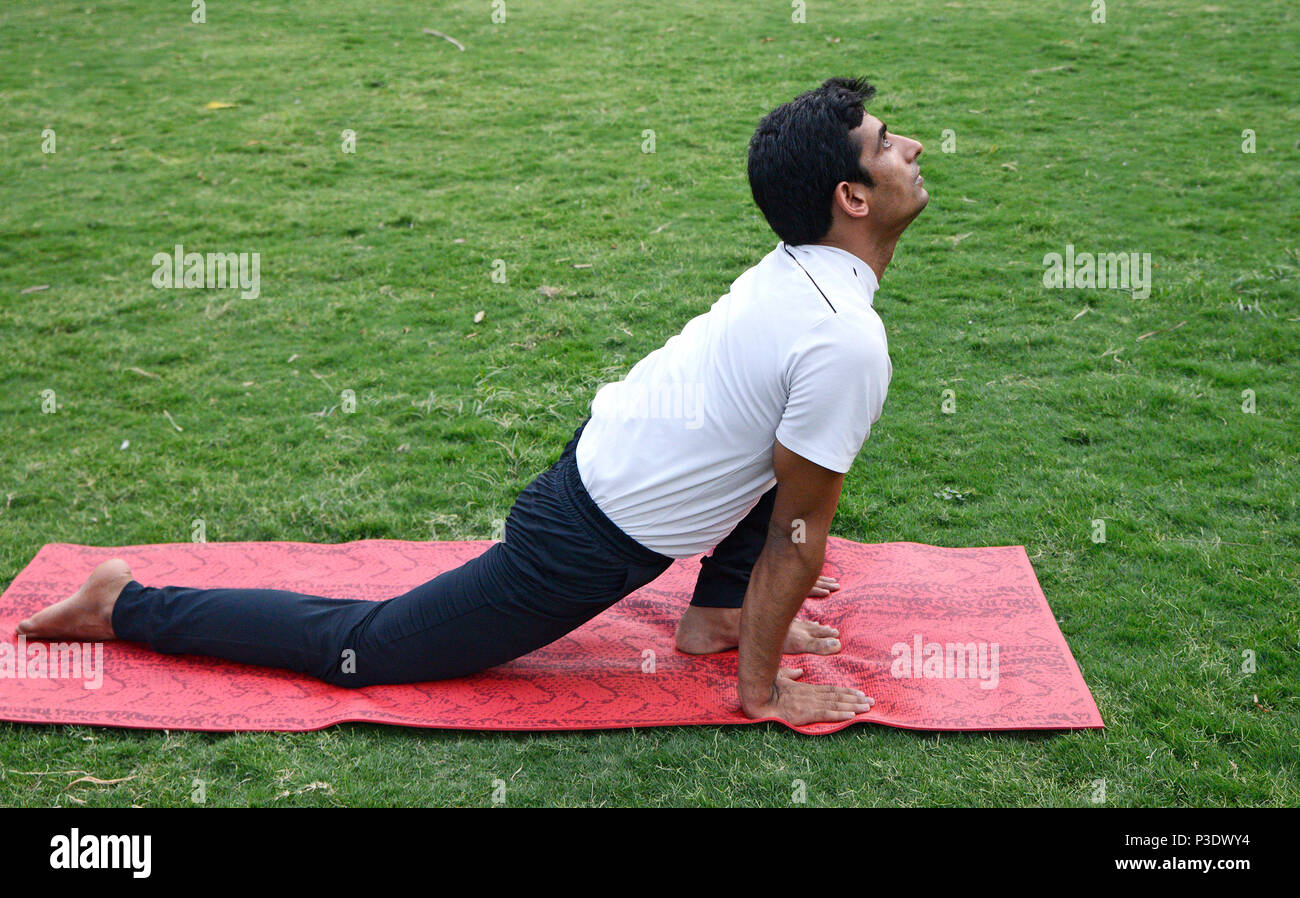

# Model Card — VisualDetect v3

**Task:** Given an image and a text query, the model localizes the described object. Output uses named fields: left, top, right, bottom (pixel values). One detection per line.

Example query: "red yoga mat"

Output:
left=0, top=538, right=1102, bottom=735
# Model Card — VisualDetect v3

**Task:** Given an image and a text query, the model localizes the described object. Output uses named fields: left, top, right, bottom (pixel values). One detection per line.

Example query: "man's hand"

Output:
left=742, top=667, right=874, bottom=725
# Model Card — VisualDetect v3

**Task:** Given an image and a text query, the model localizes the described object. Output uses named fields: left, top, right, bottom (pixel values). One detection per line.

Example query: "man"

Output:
left=18, top=76, right=927, bottom=726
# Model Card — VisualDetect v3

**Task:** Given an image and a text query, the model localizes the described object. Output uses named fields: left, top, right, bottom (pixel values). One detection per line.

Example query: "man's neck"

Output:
left=814, top=230, right=901, bottom=283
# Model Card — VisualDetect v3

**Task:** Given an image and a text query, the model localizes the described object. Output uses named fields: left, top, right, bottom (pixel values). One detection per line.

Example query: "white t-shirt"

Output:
left=575, top=241, right=893, bottom=559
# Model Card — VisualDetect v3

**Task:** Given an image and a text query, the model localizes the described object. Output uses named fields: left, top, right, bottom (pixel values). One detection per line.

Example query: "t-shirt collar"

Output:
left=779, top=241, right=879, bottom=304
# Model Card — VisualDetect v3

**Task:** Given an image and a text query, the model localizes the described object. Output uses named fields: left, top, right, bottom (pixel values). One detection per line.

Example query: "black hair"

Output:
left=747, top=77, right=877, bottom=246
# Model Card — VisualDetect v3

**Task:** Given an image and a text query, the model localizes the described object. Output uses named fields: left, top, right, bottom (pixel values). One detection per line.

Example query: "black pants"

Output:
left=112, top=418, right=778, bottom=686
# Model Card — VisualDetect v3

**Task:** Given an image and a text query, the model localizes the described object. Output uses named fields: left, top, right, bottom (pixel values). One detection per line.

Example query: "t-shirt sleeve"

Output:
left=774, top=317, right=892, bottom=474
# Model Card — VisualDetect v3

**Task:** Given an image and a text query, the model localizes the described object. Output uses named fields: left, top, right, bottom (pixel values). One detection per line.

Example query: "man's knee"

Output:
left=315, top=644, right=374, bottom=687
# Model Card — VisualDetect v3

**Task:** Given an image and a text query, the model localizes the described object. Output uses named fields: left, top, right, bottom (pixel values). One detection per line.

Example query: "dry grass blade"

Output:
left=422, top=28, right=465, bottom=51
left=1136, top=320, right=1186, bottom=341
left=67, top=774, right=137, bottom=788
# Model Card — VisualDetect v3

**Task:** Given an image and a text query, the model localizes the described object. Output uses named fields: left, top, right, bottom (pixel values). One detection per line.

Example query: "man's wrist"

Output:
left=738, top=676, right=777, bottom=713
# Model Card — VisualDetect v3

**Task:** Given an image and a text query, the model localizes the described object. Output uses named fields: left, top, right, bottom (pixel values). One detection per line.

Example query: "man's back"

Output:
left=577, top=240, right=893, bottom=559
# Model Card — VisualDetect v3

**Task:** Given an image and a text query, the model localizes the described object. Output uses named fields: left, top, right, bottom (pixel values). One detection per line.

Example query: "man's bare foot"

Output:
left=675, top=605, right=842, bottom=655
left=15, top=558, right=131, bottom=642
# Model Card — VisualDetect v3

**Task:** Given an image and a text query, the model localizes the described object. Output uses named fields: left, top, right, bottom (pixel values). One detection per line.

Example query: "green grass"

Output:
left=1, top=0, right=1296, bottom=807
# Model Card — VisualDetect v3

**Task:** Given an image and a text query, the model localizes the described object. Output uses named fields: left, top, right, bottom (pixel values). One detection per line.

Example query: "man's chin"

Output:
left=901, top=190, right=929, bottom=227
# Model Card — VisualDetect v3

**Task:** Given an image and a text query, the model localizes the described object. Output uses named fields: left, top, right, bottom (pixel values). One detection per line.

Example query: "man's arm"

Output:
left=737, top=439, right=874, bottom=725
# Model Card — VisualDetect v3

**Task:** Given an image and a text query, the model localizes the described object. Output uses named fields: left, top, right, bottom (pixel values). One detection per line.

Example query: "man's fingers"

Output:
left=809, top=576, right=840, bottom=598
left=768, top=675, right=874, bottom=724
left=832, top=696, right=873, bottom=712
left=821, top=687, right=873, bottom=708
left=799, top=695, right=872, bottom=724
left=808, top=682, right=867, bottom=697
left=795, top=686, right=868, bottom=717
left=824, top=701, right=871, bottom=713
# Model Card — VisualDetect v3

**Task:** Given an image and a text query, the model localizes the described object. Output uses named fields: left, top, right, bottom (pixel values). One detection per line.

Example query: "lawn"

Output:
left=0, top=0, right=1295, bottom=806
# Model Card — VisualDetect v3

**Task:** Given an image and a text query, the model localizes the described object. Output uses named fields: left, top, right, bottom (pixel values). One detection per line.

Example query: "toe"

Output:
left=816, top=637, right=842, bottom=654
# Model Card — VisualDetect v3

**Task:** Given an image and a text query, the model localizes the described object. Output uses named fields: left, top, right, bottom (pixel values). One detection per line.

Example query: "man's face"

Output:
left=851, top=112, right=928, bottom=232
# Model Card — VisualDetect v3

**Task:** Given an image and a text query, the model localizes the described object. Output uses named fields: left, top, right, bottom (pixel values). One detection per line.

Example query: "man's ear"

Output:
left=832, top=180, right=870, bottom=220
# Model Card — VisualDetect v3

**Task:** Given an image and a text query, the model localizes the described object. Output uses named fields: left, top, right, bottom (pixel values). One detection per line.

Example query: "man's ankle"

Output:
left=675, top=605, right=742, bottom=654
